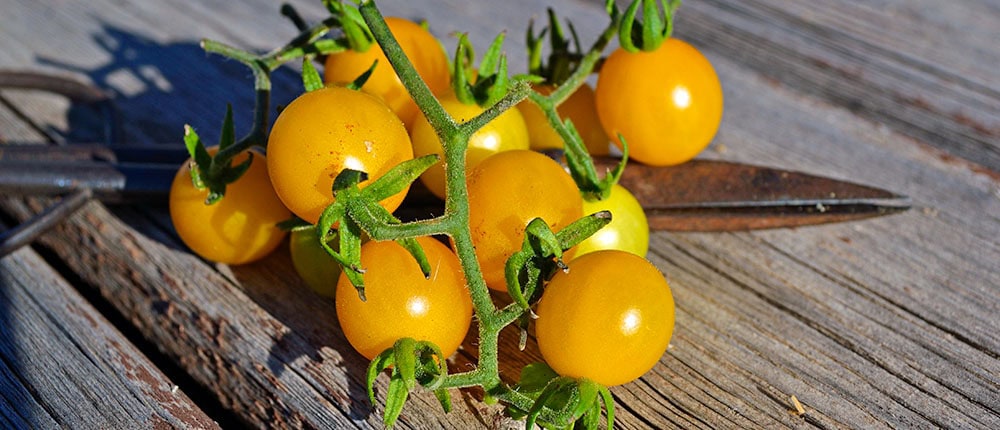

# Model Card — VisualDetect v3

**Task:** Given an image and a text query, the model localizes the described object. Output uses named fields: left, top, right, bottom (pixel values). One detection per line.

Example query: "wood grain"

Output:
left=0, top=234, right=218, bottom=429
left=674, top=0, right=1000, bottom=170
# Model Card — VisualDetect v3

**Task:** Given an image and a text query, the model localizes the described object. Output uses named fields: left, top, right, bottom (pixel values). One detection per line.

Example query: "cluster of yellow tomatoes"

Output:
left=168, top=12, right=722, bottom=388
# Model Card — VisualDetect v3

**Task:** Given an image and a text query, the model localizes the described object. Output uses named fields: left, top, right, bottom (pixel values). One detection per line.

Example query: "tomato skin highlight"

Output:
left=596, top=38, right=723, bottom=166
left=535, top=250, right=675, bottom=386
left=266, top=86, right=414, bottom=224
left=335, top=237, right=473, bottom=360
left=517, top=83, right=609, bottom=156
left=574, top=183, right=649, bottom=258
left=169, top=148, right=291, bottom=265
left=466, top=150, right=583, bottom=291
left=324, top=17, right=450, bottom=129
left=410, top=94, right=530, bottom=200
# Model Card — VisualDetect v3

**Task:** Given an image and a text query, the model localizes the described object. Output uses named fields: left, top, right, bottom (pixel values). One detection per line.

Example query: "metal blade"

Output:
left=0, top=159, right=177, bottom=203
left=0, top=144, right=912, bottom=231
left=0, top=144, right=178, bottom=203
left=592, top=156, right=911, bottom=231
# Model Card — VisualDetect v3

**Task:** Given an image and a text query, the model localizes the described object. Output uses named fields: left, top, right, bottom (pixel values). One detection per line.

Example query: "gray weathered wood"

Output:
left=0, top=238, right=218, bottom=429
left=1, top=0, right=998, bottom=428
left=673, top=0, right=1000, bottom=170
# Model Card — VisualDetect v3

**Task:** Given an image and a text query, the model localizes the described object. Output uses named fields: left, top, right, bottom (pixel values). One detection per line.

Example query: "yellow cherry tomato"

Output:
left=336, top=237, right=472, bottom=360
left=517, top=83, right=609, bottom=156
left=266, top=86, right=413, bottom=224
left=574, top=183, right=649, bottom=258
left=410, top=94, right=530, bottom=200
left=536, top=250, right=675, bottom=386
left=324, top=17, right=450, bottom=129
left=169, top=148, right=290, bottom=265
left=596, top=38, right=723, bottom=166
left=466, top=150, right=582, bottom=291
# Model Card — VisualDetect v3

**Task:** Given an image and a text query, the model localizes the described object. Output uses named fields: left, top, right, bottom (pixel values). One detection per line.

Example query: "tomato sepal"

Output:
left=452, top=32, right=520, bottom=108
left=367, top=347, right=396, bottom=406
left=503, top=212, right=612, bottom=320
left=510, top=365, right=615, bottom=430
left=365, top=338, right=453, bottom=428
left=182, top=105, right=254, bottom=205
left=618, top=0, right=679, bottom=53
left=395, top=236, right=431, bottom=279
left=323, top=0, right=373, bottom=52
left=359, top=154, right=439, bottom=203
left=321, top=158, right=442, bottom=291
left=315, top=178, right=366, bottom=297
left=525, top=8, right=584, bottom=87
left=504, top=218, right=560, bottom=314
left=301, top=57, right=324, bottom=92
left=594, top=133, right=629, bottom=200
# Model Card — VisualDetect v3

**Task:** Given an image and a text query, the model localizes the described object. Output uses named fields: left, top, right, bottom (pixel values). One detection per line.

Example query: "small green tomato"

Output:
left=289, top=227, right=341, bottom=298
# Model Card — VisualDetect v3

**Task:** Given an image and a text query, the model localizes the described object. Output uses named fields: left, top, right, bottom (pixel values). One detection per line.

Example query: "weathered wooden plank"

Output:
left=673, top=0, right=1000, bottom=170
left=0, top=93, right=52, bottom=143
left=0, top=236, right=218, bottom=429
left=0, top=197, right=509, bottom=429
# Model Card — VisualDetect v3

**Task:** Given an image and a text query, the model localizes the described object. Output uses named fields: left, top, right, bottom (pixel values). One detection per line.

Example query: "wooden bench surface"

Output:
left=1, top=0, right=998, bottom=428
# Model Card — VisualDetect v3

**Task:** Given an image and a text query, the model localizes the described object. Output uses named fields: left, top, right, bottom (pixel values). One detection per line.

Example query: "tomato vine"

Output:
left=176, top=0, right=687, bottom=428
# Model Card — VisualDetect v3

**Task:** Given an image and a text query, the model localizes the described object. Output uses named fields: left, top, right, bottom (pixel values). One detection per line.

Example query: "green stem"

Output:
left=359, top=1, right=504, bottom=378
left=265, top=16, right=342, bottom=67
left=530, top=11, right=621, bottom=200
left=359, top=3, right=457, bottom=140
left=458, top=80, right=532, bottom=137
left=428, top=369, right=488, bottom=390
left=357, top=214, right=456, bottom=241
left=200, top=39, right=273, bottom=168
left=496, top=303, right=529, bottom=328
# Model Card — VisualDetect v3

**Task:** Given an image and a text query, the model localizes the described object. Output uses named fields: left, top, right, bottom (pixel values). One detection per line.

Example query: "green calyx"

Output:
left=183, top=105, right=253, bottom=205
left=504, top=213, right=611, bottom=324
left=507, top=363, right=615, bottom=430
left=323, top=0, right=375, bottom=52
left=367, top=338, right=452, bottom=428
left=452, top=32, right=517, bottom=108
left=518, top=0, right=629, bottom=203
left=618, top=0, right=680, bottom=53
left=300, top=55, right=377, bottom=92
left=315, top=155, right=441, bottom=301
left=525, top=8, right=584, bottom=86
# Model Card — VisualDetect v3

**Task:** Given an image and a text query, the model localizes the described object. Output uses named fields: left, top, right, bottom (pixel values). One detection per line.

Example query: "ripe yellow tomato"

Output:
left=535, top=250, right=674, bottom=386
left=574, top=183, right=649, bottom=258
left=267, top=86, right=413, bottom=224
left=466, top=150, right=582, bottom=291
left=169, top=148, right=290, bottom=265
left=517, top=83, right=609, bottom=156
left=596, top=38, right=723, bottom=166
left=324, top=17, right=450, bottom=129
left=410, top=94, right=530, bottom=200
left=336, top=237, right=472, bottom=360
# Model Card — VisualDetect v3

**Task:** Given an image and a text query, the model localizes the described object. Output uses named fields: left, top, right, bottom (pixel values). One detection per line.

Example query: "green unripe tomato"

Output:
left=289, top=227, right=341, bottom=298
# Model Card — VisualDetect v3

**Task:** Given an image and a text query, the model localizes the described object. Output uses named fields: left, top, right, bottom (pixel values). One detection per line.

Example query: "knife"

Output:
left=0, top=143, right=910, bottom=231
left=589, top=155, right=910, bottom=231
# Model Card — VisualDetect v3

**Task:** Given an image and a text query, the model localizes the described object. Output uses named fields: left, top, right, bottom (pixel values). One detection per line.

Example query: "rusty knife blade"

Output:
left=591, top=156, right=910, bottom=231
left=0, top=144, right=911, bottom=231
